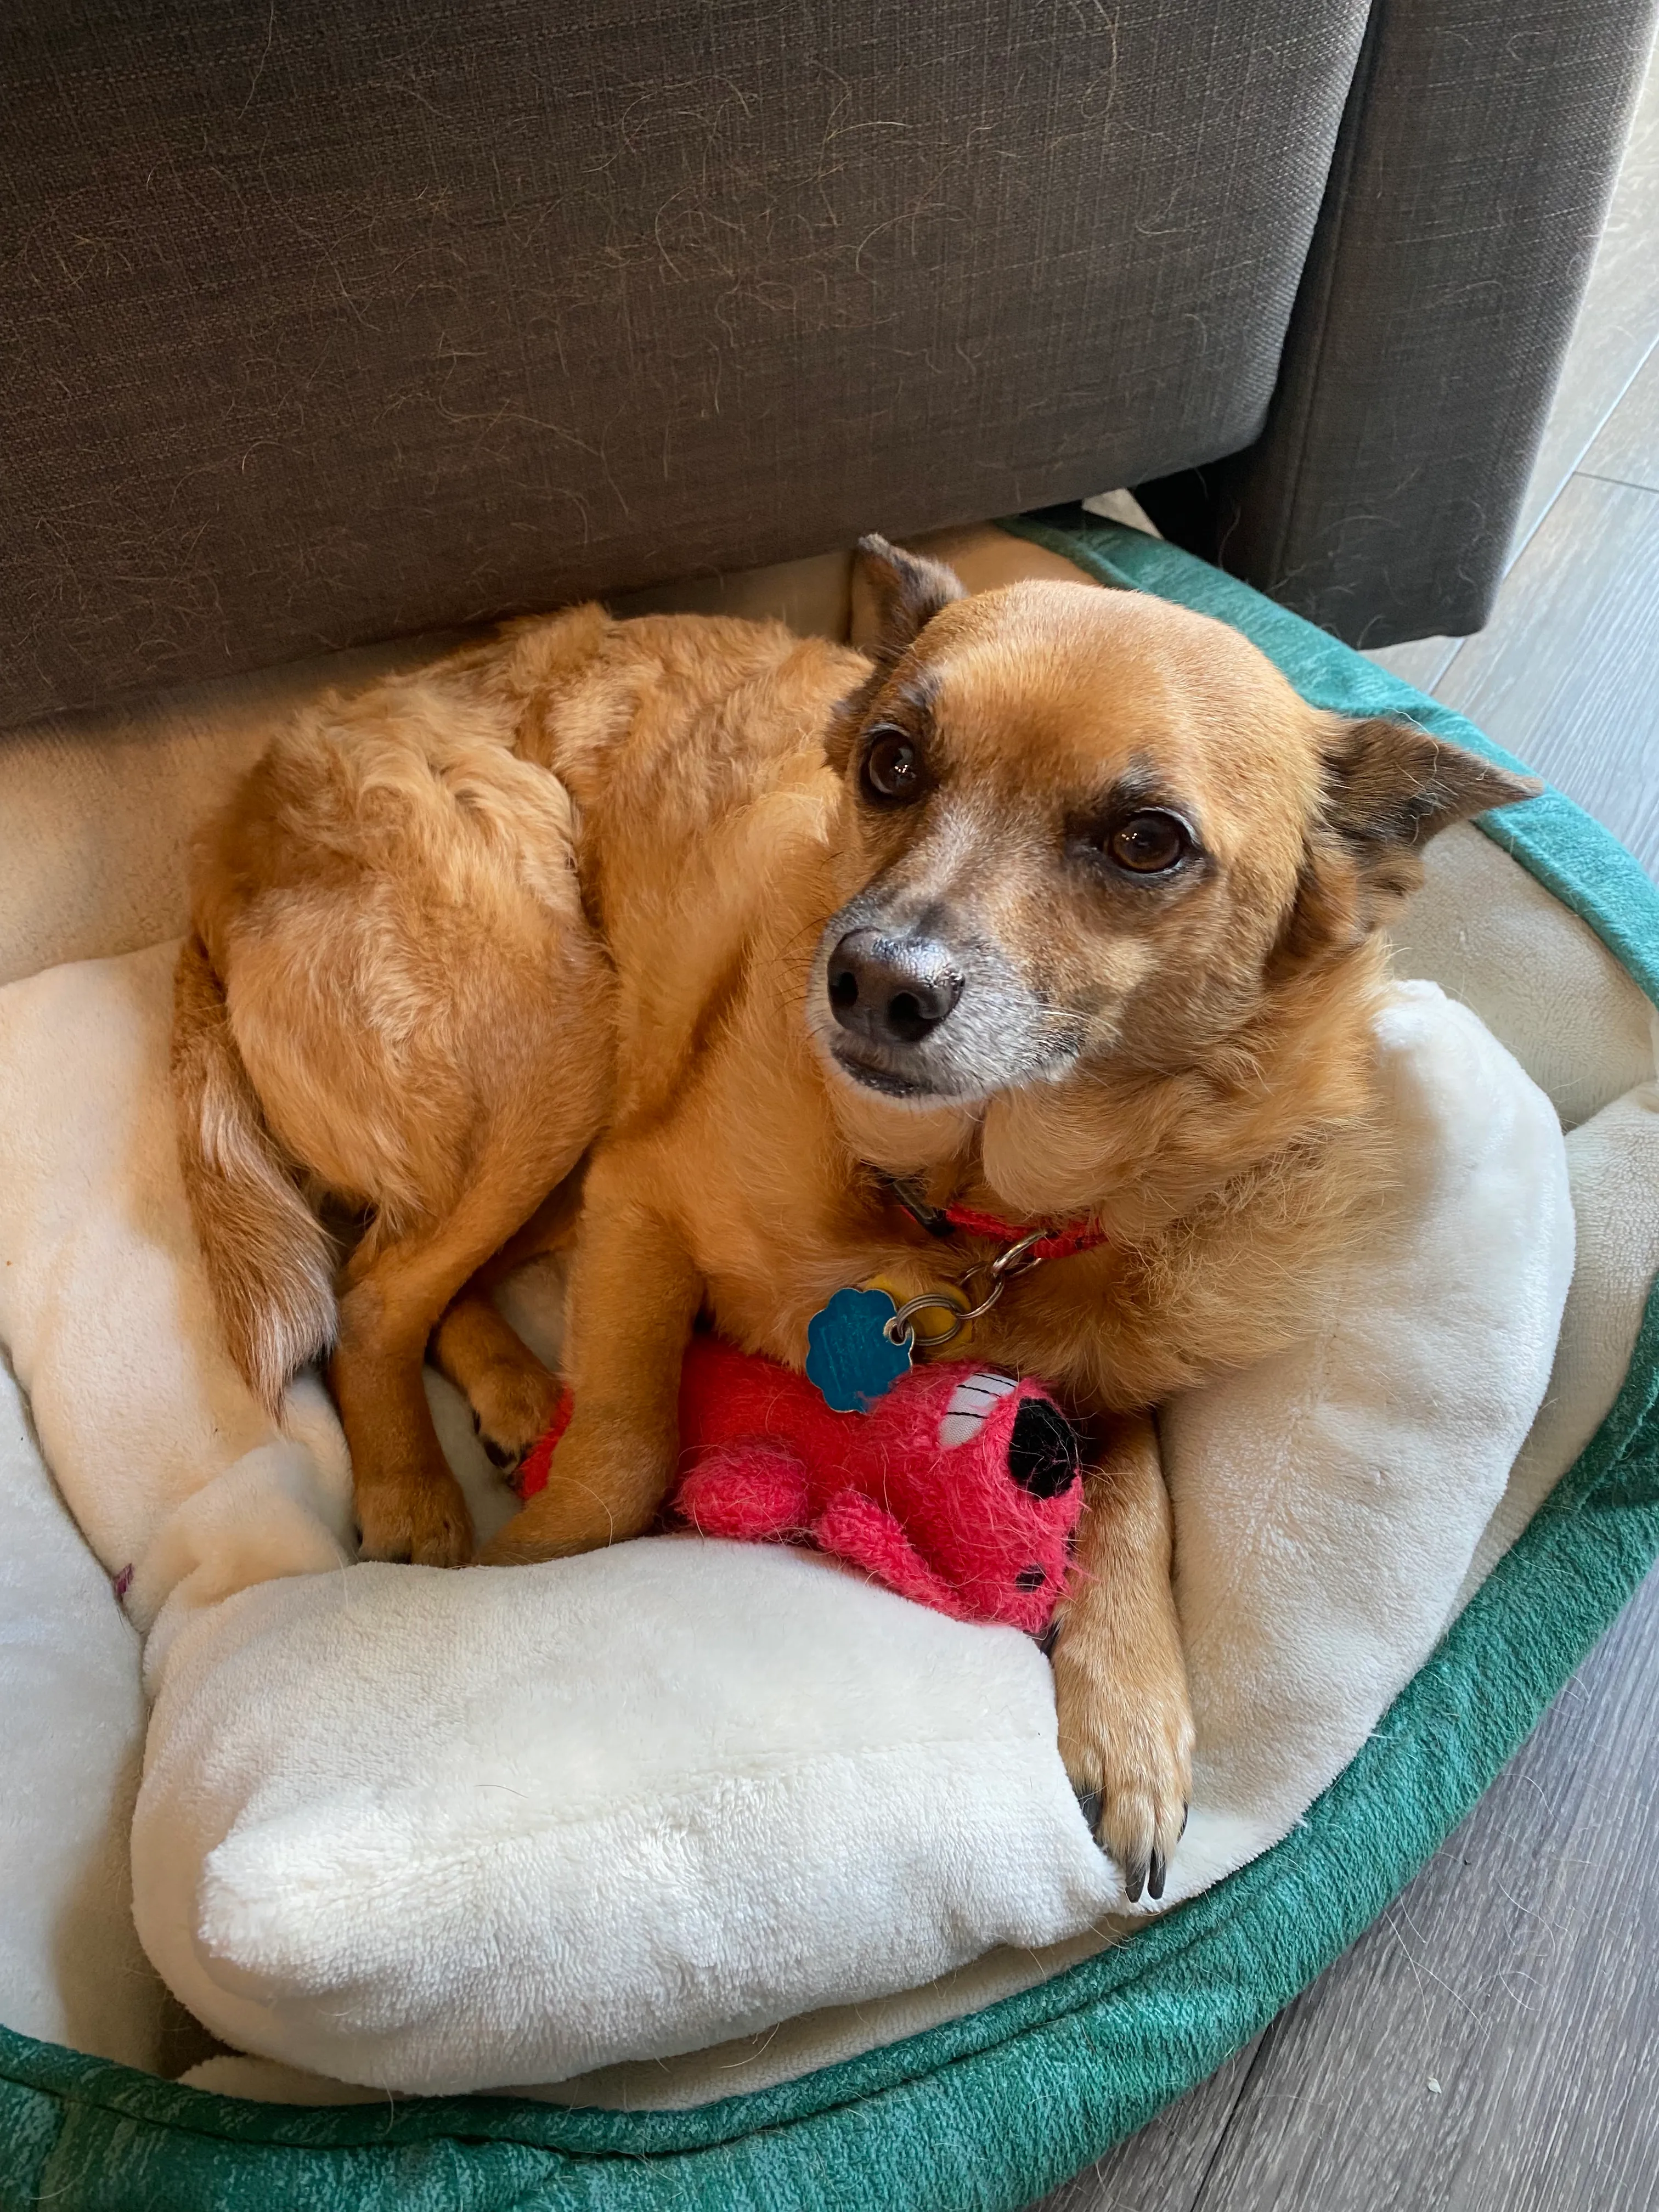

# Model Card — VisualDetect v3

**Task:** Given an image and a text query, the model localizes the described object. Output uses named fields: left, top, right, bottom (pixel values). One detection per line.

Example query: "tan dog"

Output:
left=174, top=537, right=1533, bottom=1895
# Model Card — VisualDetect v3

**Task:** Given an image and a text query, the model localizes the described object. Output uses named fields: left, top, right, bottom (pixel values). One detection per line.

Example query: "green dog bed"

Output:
left=3, top=511, right=1656, bottom=2212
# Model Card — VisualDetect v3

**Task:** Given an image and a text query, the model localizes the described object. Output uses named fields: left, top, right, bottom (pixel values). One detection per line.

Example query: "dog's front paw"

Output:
left=356, top=1469, right=476, bottom=1568
left=467, top=1355, right=565, bottom=1474
left=1052, top=1613, right=1193, bottom=1904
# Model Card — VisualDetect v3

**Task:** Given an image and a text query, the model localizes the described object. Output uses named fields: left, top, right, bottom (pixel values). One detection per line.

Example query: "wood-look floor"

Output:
left=1027, top=42, right=1659, bottom=2212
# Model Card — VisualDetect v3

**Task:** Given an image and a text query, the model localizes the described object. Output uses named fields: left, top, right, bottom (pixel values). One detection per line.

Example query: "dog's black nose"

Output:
left=827, top=930, right=963, bottom=1046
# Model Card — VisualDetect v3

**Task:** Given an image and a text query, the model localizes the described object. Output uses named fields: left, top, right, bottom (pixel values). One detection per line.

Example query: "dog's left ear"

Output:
left=830, top=535, right=967, bottom=775
left=1282, top=716, right=1539, bottom=961
left=849, top=534, right=966, bottom=670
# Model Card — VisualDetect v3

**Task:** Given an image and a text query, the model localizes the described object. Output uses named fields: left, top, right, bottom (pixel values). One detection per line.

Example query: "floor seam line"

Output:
left=1568, top=468, right=1659, bottom=498
left=1185, top=2025, right=1282, bottom=2212
left=1502, top=329, right=1659, bottom=576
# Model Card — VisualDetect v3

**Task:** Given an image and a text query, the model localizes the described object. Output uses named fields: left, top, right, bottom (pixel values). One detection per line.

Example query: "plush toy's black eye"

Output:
left=1007, top=1398, right=1081, bottom=1497
left=1106, top=808, right=1190, bottom=874
left=862, top=728, right=926, bottom=804
left=1014, top=1565, right=1047, bottom=1591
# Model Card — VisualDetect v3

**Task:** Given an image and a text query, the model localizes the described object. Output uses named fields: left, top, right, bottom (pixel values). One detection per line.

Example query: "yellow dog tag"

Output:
left=862, top=1275, right=975, bottom=1357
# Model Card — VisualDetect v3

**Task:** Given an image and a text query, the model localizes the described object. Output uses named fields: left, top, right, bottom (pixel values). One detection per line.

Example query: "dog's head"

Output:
left=808, top=535, right=1537, bottom=1110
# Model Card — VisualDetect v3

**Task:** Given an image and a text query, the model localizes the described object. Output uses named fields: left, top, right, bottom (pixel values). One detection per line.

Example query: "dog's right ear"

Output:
left=1276, top=714, right=1540, bottom=968
left=849, top=535, right=966, bottom=670
left=831, top=536, right=966, bottom=774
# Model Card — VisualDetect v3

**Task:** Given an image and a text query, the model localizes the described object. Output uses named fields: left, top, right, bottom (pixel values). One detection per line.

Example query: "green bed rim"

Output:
left=5, top=511, right=1657, bottom=2212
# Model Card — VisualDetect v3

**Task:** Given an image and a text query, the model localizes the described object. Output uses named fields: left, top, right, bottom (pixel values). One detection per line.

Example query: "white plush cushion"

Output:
left=0, top=939, right=1587, bottom=2095
left=134, top=1540, right=1116, bottom=2095
left=0, top=945, right=360, bottom=1680
left=0, top=1358, right=170, bottom=2069
left=1458, top=1068, right=1659, bottom=1607
left=1164, top=985, right=1577, bottom=1892
left=1390, top=822, right=1656, bottom=1132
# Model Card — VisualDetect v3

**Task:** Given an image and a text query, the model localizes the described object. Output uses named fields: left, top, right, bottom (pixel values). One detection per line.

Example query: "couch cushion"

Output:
left=1, top=0, right=1371, bottom=723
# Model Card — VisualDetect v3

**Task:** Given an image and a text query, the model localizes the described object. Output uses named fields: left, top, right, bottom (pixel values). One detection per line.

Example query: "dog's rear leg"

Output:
left=428, top=1180, right=585, bottom=1472
left=337, top=1164, right=589, bottom=1567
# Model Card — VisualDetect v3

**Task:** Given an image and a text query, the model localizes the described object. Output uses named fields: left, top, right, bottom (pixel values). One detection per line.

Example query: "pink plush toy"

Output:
left=518, top=1335, right=1084, bottom=1634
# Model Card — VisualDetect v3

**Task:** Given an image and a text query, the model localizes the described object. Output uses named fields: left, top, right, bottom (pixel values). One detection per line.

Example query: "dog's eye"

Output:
left=861, top=729, right=926, bottom=805
left=1106, top=809, right=1190, bottom=874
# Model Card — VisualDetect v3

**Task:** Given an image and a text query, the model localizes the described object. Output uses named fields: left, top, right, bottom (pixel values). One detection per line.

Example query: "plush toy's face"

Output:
left=552, top=1333, right=1088, bottom=1637
left=916, top=1368, right=1082, bottom=1632
left=938, top=1371, right=1077, bottom=1483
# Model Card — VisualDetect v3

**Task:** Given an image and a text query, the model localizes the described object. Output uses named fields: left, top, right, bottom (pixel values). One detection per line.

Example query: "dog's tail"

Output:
left=172, top=932, right=337, bottom=1412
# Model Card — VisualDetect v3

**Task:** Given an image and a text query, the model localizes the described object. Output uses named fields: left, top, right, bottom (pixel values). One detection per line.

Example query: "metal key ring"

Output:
left=883, top=1293, right=973, bottom=1352
left=988, top=1229, right=1047, bottom=1279
left=882, top=1231, right=1049, bottom=1352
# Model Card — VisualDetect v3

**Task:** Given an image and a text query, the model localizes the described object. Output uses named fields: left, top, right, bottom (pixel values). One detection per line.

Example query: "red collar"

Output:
left=940, top=1202, right=1108, bottom=1265
left=876, top=1173, right=1108, bottom=1264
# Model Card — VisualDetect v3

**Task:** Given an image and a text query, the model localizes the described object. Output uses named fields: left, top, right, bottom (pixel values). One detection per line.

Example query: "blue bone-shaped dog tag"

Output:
left=805, top=1286, right=912, bottom=1412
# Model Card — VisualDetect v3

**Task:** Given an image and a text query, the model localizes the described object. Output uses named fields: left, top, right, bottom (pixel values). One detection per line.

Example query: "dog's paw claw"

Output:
left=1053, top=1622, right=1193, bottom=1906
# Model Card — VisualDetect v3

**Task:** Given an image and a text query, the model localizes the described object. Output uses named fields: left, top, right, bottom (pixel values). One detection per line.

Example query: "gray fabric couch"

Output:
left=3, top=0, right=1654, bottom=728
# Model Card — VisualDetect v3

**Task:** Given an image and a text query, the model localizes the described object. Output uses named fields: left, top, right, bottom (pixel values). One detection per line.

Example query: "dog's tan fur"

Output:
left=174, top=539, right=1533, bottom=1892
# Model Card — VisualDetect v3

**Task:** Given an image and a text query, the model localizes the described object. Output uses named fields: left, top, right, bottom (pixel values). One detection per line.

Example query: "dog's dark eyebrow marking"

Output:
left=890, top=669, right=940, bottom=729
left=1103, top=759, right=1174, bottom=809
left=1093, top=760, right=1202, bottom=834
